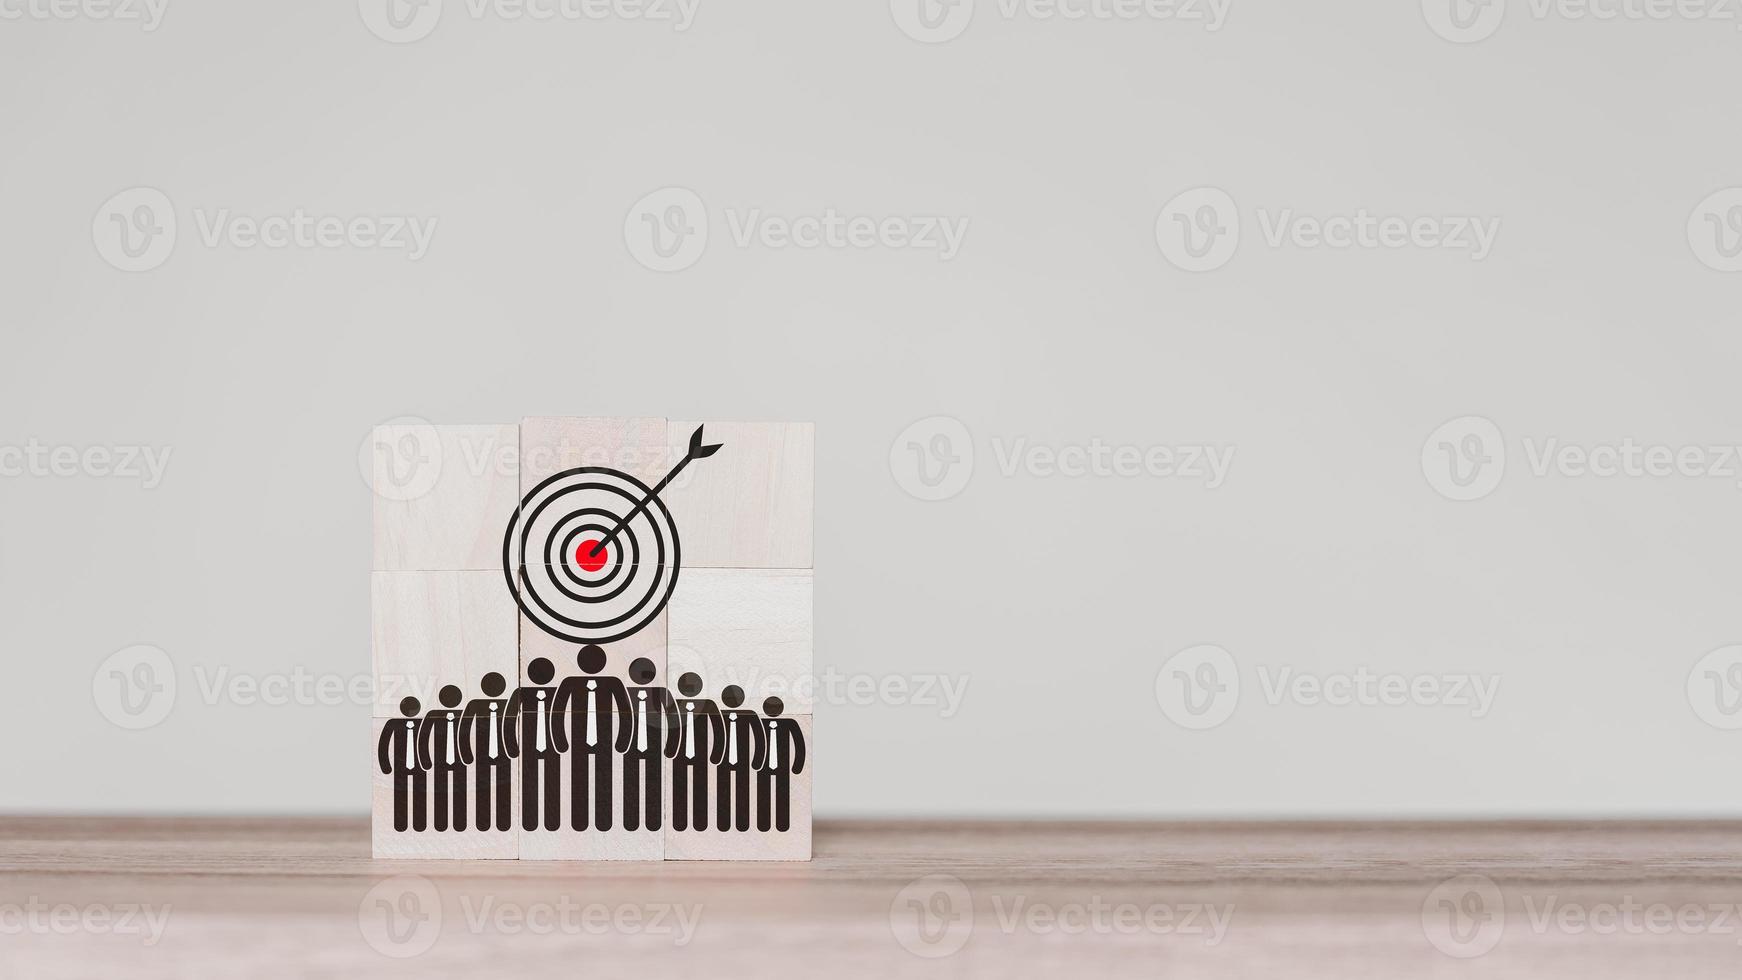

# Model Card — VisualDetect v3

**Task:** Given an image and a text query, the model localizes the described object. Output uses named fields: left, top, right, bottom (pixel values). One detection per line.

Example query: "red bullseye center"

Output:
left=575, top=539, right=609, bottom=572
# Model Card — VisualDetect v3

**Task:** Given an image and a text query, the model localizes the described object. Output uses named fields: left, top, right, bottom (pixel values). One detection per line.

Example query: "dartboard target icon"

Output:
left=502, top=427, right=721, bottom=645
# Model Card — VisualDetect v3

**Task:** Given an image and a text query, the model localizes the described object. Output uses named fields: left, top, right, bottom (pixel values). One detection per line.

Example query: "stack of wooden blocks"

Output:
left=371, top=417, right=813, bottom=861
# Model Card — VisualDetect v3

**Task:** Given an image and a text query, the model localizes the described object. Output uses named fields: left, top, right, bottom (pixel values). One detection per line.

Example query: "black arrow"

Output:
left=589, top=424, right=723, bottom=558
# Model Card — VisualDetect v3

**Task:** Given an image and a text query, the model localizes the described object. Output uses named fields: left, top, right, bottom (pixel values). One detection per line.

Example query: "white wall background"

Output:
left=3, top=0, right=1741, bottom=817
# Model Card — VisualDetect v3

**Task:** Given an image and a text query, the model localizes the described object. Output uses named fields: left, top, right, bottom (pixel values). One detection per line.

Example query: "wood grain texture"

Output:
left=668, top=568, right=813, bottom=714
left=665, top=715, right=811, bottom=862
left=371, top=424, right=519, bottom=572
left=371, top=718, right=519, bottom=859
left=371, top=571, right=518, bottom=717
left=519, top=416, right=669, bottom=489
left=4, top=818, right=1742, bottom=978
left=663, top=420, right=813, bottom=569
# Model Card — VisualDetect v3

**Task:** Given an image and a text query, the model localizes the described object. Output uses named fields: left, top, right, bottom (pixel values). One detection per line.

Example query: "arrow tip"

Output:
left=689, top=424, right=723, bottom=459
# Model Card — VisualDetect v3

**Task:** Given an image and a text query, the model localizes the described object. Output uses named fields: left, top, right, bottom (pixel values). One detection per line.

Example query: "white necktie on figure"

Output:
left=535, top=690, right=548, bottom=753
left=767, top=720, right=779, bottom=769
left=586, top=679, right=598, bottom=747
left=684, top=703, right=696, bottom=760
left=726, top=712, right=737, bottom=765
left=636, top=690, right=648, bottom=752
left=446, top=712, right=457, bottom=765
left=403, top=720, right=415, bottom=769
left=487, top=703, right=500, bottom=759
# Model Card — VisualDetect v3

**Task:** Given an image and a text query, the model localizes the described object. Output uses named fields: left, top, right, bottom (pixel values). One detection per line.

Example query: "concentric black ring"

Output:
left=501, top=466, right=682, bottom=645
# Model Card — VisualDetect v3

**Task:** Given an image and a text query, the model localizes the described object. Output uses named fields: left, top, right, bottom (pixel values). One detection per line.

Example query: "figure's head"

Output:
left=629, top=657, right=657, bottom=685
left=480, top=672, right=506, bottom=697
left=677, top=672, right=703, bottom=697
left=399, top=696, right=421, bottom=717
left=721, top=685, right=745, bottom=708
left=527, top=657, right=555, bottom=685
left=763, top=696, right=785, bottom=717
left=439, top=685, right=462, bottom=709
left=576, top=644, right=606, bottom=674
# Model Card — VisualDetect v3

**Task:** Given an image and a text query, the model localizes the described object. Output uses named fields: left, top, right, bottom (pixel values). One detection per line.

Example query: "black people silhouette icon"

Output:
left=380, top=426, right=808, bottom=842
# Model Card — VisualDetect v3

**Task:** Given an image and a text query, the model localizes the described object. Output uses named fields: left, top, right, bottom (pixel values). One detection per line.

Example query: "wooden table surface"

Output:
left=3, top=816, right=1740, bottom=977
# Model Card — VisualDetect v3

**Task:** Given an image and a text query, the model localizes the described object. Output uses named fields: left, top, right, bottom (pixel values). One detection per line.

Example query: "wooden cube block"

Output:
left=519, top=416, right=670, bottom=489
left=371, top=570, right=518, bottom=718
left=507, top=708, right=667, bottom=862
left=662, top=420, right=813, bottom=569
left=665, top=714, right=810, bottom=861
left=372, top=423, right=518, bottom=571
left=372, top=416, right=816, bottom=862
left=372, top=716, right=520, bottom=859
left=668, top=568, right=813, bottom=714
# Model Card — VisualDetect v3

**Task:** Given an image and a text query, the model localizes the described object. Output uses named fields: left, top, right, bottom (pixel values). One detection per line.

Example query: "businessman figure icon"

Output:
left=418, top=685, right=468, bottom=832
left=377, top=696, right=426, bottom=832
left=459, top=672, right=512, bottom=831
left=756, top=696, right=805, bottom=832
left=670, top=671, right=723, bottom=832
left=505, top=658, right=563, bottom=832
left=715, top=685, right=765, bottom=832
left=623, top=657, right=677, bottom=832
left=553, top=645, right=630, bottom=831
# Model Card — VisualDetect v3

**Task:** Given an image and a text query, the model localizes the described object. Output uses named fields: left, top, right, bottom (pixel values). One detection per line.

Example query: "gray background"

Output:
left=3, top=0, right=1740, bottom=816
